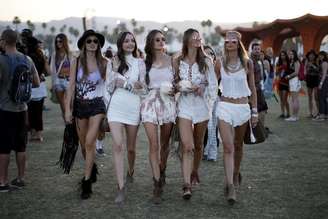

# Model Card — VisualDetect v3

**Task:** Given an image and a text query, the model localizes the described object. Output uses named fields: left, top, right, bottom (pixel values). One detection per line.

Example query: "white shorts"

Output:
left=289, top=77, right=301, bottom=92
left=216, top=101, right=250, bottom=127
left=177, top=94, right=209, bottom=124
left=108, top=88, right=141, bottom=125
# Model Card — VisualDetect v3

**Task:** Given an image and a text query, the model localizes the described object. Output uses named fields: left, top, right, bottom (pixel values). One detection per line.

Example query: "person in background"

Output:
left=304, top=50, right=319, bottom=118
left=0, top=29, right=40, bottom=192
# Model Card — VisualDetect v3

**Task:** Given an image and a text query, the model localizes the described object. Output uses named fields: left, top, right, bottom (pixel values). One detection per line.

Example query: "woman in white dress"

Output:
left=106, top=31, right=146, bottom=204
left=141, top=30, right=176, bottom=204
left=173, top=28, right=218, bottom=200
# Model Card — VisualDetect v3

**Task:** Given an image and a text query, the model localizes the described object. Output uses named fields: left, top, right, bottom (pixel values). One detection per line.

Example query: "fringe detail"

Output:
left=57, top=121, right=79, bottom=174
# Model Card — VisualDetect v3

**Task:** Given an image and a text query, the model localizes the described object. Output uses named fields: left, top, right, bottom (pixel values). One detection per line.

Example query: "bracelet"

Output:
left=251, top=107, right=258, bottom=113
left=251, top=114, right=258, bottom=117
left=123, top=81, right=128, bottom=89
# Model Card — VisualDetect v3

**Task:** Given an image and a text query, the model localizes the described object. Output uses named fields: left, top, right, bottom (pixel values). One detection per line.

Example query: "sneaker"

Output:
left=285, top=117, right=298, bottom=122
left=312, top=116, right=325, bottom=122
left=0, top=184, right=10, bottom=193
left=10, top=178, right=25, bottom=189
left=96, top=148, right=105, bottom=156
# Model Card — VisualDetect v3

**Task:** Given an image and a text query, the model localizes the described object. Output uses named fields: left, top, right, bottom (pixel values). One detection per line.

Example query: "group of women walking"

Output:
left=56, top=28, right=259, bottom=206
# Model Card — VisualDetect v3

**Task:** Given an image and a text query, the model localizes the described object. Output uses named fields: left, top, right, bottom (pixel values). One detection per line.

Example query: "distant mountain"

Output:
left=0, top=16, right=252, bottom=36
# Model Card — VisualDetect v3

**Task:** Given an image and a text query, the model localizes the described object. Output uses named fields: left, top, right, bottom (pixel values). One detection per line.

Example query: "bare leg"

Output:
left=15, top=152, right=26, bottom=180
left=0, top=154, right=10, bottom=185
left=178, top=118, right=194, bottom=185
left=56, top=90, right=66, bottom=121
left=125, top=125, right=139, bottom=175
left=144, top=122, right=160, bottom=180
left=192, top=120, right=208, bottom=173
left=109, top=122, right=125, bottom=189
left=159, top=123, right=173, bottom=172
left=308, top=88, right=314, bottom=116
left=233, top=122, right=248, bottom=182
left=218, top=120, right=235, bottom=186
left=83, top=114, right=103, bottom=179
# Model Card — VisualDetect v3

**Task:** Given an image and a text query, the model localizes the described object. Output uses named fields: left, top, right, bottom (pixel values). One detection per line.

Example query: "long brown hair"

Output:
left=116, top=31, right=138, bottom=75
left=223, top=38, right=249, bottom=72
left=79, top=36, right=106, bottom=79
left=144, top=29, right=163, bottom=85
left=55, top=33, right=70, bottom=62
left=181, top=28, right=208, bottom=74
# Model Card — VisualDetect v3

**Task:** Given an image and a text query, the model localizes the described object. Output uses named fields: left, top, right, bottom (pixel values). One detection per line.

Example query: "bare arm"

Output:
left=214, top=59, right=221, bottom=80
left=287, top=61, right=300, bottom=79
left=247, top=59, right=257, bottom=110
left=28, top=56, right=40, bottom=87
left=64, top=57, right=77, bottom=123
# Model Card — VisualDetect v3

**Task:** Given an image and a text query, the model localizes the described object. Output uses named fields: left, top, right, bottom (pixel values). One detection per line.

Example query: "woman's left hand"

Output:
left=251, top=115, right=259, bottom=128
left=134, top=81, right=143, bottom=90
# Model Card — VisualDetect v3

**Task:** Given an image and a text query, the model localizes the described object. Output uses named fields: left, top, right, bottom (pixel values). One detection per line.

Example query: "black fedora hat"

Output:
left=77, top=29, right=105, bottom=50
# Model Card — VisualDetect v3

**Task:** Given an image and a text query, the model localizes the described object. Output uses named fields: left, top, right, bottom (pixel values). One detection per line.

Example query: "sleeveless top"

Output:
left=148, top=66, right=174, bottom=89
left=76, top=68, right=104, bottom=100
left=220, top=65, right=251, bottom=99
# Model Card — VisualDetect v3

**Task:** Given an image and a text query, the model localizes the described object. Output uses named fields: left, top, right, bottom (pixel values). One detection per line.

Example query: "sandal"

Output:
left=182, top=183, right=192, bottom=200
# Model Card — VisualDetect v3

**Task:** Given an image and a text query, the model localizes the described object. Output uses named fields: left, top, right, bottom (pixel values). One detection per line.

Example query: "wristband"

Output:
left=251, top=107, right=258, bottom=113
left=251, top=114, right=258, bottom=117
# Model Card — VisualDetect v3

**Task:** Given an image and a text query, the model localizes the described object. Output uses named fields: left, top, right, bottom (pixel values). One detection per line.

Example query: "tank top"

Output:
left=220, top=65, right=251, bottom=99
left=76, top=68, right=104, bottom=100
left=148, top=66, right=174, bottom=89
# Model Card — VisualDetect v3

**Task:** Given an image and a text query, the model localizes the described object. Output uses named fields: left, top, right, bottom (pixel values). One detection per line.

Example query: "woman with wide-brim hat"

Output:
left=65, top=29, right=109, bottom=199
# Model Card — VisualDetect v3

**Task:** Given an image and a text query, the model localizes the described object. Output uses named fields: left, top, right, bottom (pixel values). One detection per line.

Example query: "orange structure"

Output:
left=219, top=14, right=328, bottom=55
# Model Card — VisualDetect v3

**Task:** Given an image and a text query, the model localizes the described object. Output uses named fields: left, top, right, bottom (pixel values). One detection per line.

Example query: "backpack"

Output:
left=6, top=54, right=33, bottom=103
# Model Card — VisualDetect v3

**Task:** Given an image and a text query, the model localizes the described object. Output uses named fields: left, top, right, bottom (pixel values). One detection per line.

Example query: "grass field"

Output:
left=1, top=94, right=328, bottom=219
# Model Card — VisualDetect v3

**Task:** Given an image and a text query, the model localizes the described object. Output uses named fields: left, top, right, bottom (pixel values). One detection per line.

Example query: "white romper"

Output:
left=177, top=59, right=218, bottom=124
left=140, top=65, right=176, bottom=125
left=106, top=55, right=146, bottom=125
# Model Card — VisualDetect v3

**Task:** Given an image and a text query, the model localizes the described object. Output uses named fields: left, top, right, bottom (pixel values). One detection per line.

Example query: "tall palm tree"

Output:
left=41, top=22, right=47, bottom=33
left=12, top=16, right=21, bottom=30
left=26, top=20, right=35, bottom=32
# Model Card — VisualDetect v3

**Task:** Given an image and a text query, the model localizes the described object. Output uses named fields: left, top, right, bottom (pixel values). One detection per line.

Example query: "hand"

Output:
left=319, top=83, right=323, bottom=90
left=133, top=81, right=143, bottom=90
left=64, top=111, right=73, bottom=124
left=115, top=78, right=126, bottom=88
left=251, top=115, right=259, bottom=128
left=192, top=84, right=205, bottom=96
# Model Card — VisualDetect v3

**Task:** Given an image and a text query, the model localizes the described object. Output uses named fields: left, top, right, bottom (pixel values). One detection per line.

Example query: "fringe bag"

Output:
left=58, top=121, right=79, bottom=174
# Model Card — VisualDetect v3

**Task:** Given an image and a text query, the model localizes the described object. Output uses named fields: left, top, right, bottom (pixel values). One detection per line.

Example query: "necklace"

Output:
left=227, top=59, right=241, bottom=72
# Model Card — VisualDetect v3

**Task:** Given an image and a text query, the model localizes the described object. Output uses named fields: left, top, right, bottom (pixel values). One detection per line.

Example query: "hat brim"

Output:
left=77, top=32, right=105, bottom=50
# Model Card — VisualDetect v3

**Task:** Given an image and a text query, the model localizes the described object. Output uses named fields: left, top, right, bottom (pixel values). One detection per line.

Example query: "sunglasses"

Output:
left=86, top=39, right=99, bottom=44
left=225, top=40, right=238, bottom=44
left=155, top=37, right=166, bottom=42
left=56, top=40, right=63, bottom=43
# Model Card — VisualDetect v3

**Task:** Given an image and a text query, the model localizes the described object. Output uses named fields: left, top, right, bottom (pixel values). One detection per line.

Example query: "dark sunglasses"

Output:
left=155, top=37, right=166, bottom=42
left=225, top=40, right=238, bottom=44
left=86, top=39, right=99, bottom=44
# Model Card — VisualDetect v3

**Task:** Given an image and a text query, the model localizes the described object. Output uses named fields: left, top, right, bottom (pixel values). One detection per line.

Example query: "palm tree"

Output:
left=12, top=16, right=21, bottom=30
left=59, top=24, right=67, bottom=33
left=26, top=20, right=35, bottom=32
left=41, top=22, right=47, bottom=33
left=50, top=26, right=56, bottom=35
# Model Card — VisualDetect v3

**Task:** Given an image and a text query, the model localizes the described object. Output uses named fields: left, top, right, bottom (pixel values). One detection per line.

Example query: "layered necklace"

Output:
left=227, top=58, right=242, bottom=73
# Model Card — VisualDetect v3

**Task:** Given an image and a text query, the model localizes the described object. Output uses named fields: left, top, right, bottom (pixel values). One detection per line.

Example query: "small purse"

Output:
left=244, top=120, right=266, bottom=144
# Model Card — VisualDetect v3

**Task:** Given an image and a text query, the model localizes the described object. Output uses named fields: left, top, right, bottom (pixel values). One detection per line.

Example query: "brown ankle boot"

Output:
left=227, top=184, right=236, bottom=205
left=114, top=185, right=125, bottom=205
left=153, top=177, right=162, bottom=204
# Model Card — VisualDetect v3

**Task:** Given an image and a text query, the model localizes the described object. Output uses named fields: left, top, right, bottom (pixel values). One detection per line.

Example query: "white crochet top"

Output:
left=220, top=65, right=251, bottom=99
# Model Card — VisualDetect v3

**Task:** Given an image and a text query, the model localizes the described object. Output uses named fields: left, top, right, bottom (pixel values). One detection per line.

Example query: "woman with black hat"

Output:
left=64, top=29, right=109, bottom=199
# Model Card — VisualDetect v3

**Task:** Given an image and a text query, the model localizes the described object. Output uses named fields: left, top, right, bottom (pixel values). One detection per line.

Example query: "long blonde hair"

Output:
left=223, top=39, right=249, bottom=72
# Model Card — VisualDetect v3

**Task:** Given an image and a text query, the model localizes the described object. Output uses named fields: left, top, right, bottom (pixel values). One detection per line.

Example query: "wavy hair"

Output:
left=116, top=31, right=138, bottom=75
left=144, top=29, right=164, bottom=85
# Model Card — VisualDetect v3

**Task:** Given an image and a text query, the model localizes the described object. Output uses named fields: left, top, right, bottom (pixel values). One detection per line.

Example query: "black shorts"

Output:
left=0, top=110, right=28, bottom=154
left=73, top=97, right=106, bottom=119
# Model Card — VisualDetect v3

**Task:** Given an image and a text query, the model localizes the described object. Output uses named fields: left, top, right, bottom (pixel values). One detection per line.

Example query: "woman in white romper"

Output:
left=173, top=29, right=218, bottom=200
left=215, top=31, right=258, bottom=205
left=105, top=32, right=146, bottom=204
left=141, top=30, right=176, bottom=204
